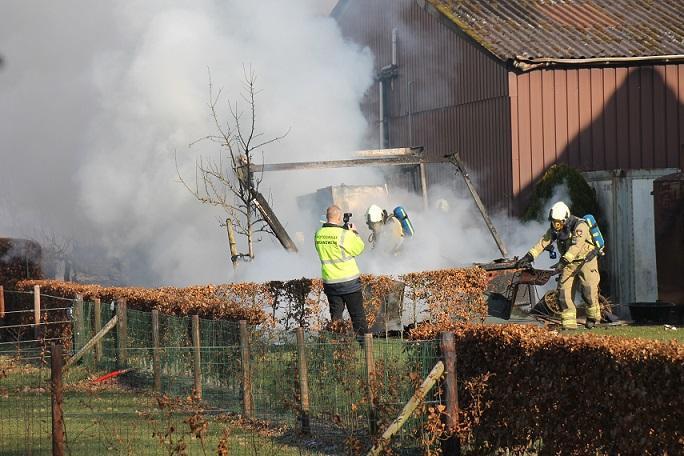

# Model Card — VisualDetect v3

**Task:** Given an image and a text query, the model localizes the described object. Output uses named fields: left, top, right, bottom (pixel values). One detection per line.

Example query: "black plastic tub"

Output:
left=628, top=301, right=684, bottom=325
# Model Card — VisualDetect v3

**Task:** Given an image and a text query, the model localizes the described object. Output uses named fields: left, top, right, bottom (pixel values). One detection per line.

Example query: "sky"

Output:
left=0, top=1, right=557, bottom=286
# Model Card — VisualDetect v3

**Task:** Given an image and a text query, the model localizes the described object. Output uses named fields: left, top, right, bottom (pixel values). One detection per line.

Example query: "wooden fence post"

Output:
left=239, top=320, right=254, bottom=419
left=51, top=343, right=65, bottom=456
left=93, top=298, right=102, bottom=363
left=364, top=333, right=378, bottom=435
left=116, top=298, right=127, bottom=367
left=74, top=294, right=84, bottom=353
left=0, top=285, right=5, bottom=319
left=33, top=285, right=41, bottom=340
left=440, top=331, right=461, bottom=455
left=152, top=309, right=161, bottom=392
left=296, top=327, right=311, bottom=434
left=192, top=315, right=202, bottom=400
left=33, top=285, right=41, bottom=325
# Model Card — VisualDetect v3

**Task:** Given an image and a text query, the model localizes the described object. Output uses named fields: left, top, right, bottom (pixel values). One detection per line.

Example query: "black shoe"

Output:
left=585, top=319, right=597, bottom=329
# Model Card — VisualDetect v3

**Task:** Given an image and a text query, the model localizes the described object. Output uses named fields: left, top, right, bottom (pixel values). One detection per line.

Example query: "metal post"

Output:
left=152, top=309, right=161, bottom=393
left=51, top=343, right=65, bottom=456
left=192, top=315, right=202, bottom=400
left=93, top=298, right=102, bottom=363
left=296, top=327, right=311, bottom=434
left=239, top=320, right=254, bottom=419
left=364, top=333, right=378, bottom=434
left=74, top=294, right=84, bottom=353
left=116, top=298, right=127, bottom=367
left=0, top=285, right=4, bottom=319
left=440, top=332, right=461, bottom=455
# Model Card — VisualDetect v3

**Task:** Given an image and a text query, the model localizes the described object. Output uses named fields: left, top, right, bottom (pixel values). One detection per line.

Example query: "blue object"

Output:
left=393, top=206, right=415, bottom=237
left=583, top=214, right=605, bottom=252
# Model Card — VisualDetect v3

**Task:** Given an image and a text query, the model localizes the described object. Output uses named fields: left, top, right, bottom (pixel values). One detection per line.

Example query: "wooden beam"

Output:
left=367, top=361, right=445, bottom=456
left=251, top=155, right=425, bottom=173
left=251, top=190, right=299, bottom=252
left=65, top=315, right=118, bottom=370
left=354, top=147, right=423, bottom=157
left=446, top=152, right=509, bottom=257
left=235, top=164, right=299, bottom=253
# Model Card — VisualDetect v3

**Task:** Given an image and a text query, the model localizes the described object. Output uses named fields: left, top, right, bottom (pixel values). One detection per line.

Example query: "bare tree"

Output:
left=177, top=67, right=288, bottom=271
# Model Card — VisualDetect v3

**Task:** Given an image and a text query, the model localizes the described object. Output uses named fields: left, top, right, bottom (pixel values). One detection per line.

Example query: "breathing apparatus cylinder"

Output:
left=393, top=206, right=414, bottom=237
left=583, top=214, right=605, bottom=253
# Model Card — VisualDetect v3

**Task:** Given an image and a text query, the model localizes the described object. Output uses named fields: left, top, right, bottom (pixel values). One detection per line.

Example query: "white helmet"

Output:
left=366, top=204, right=384, bottom=223
left=548, top=201, right=570, bottom=222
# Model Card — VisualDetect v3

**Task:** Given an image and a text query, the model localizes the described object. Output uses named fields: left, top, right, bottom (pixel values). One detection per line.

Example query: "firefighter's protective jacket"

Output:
left=528, top=216, right=596, bottom=263
left=315, top=223, right=365, bottom=294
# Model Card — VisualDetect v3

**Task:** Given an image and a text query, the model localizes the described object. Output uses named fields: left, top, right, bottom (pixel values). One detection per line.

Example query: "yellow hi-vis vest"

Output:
left=314, top=225, right=365, bottom=284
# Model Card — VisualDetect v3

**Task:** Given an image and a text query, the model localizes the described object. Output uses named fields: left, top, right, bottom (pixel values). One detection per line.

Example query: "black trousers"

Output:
left=326, top=290, right=368, bottom=335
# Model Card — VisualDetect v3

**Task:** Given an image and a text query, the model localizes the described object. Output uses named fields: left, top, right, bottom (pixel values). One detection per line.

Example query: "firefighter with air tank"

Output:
left=365, top=204, right=414, bottom=255
left=517, top=201, right=605, bottom=330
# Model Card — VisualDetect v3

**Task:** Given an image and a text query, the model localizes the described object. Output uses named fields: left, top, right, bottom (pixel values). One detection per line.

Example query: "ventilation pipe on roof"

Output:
left=377, top=29, right=400, bottom=148
left=392, top=27, right=398, bottom=66
left=379, top=82, right=386, bottom=148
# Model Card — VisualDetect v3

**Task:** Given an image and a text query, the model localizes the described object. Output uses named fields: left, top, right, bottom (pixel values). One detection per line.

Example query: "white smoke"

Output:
left=0, top=1, right=575, bottom=288
left=0, top=0, right=375, bottom=285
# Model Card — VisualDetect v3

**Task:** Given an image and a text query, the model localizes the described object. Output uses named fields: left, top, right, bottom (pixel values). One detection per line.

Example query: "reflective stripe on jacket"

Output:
left=314, top=224, right=365, bottom=284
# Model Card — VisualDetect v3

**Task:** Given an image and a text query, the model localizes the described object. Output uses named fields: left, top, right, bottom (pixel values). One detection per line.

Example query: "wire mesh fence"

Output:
left=1, top=292, right=443, bottom=455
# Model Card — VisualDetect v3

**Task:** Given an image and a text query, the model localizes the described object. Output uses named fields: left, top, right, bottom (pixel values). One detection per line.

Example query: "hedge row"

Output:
left=446, top=324, right=684, bottom=455
left=14, top=267, right=489, bottom=328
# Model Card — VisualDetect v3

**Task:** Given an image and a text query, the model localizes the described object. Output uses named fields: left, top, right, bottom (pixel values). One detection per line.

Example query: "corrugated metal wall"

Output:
left=335, top=1, right=684, bottom=215
left=510, top=65, right=684, bottom=210
left=335, top=0, right=513, bottom=212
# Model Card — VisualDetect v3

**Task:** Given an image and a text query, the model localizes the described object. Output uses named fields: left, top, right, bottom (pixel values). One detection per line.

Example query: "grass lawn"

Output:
left=0, top=357, right=328, bottom=455
left=565, top=324, right=684, bottom=342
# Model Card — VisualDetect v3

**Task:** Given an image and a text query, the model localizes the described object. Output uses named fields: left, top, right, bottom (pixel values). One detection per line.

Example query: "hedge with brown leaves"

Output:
left=15, top=280, right=267, bottom=324
left=442, top=324, right=684, bottom=455
left=15, top=267, right=488, bottom=328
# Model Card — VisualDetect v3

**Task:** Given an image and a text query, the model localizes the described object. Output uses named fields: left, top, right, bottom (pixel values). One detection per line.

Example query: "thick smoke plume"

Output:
left=0, top=1, right=566, bottom=287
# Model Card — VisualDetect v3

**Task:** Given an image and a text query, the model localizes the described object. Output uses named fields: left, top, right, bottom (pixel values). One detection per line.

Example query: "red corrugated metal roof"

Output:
left=425, top=0, right=684, bottom=61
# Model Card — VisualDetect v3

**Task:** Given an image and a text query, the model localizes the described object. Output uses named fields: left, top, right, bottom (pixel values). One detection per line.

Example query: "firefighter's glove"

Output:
left=554, top=257, right=570, bottom=272
left=516, top=253, right=534, bottom=269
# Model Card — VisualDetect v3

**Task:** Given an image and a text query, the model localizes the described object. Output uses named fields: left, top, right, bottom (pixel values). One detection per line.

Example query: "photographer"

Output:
left=314, top=205, right=368, bottom=336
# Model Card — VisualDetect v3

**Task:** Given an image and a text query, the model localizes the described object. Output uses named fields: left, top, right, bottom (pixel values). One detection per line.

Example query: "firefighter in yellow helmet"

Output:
left=517, top=201, right=602, bottom=329
left=366, top=204, right=404, bottom=255
left=314, top=205, right=368, bottom=336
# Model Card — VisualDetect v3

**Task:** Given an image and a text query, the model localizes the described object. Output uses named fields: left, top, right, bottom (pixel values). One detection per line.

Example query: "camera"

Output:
left=343, top=212, right=352, bottom=230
